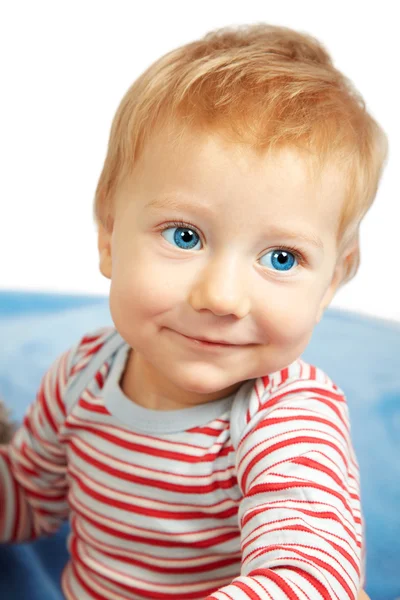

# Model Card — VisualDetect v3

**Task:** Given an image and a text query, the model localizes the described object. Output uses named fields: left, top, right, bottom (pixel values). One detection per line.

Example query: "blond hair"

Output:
left=94, top=23, right=388, bottom=283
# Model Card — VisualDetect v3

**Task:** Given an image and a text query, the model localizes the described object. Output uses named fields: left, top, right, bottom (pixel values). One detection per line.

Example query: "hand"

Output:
left=358, top=590, right=370, bottom=600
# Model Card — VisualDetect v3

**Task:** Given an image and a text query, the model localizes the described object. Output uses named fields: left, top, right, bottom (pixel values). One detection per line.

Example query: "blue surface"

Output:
left=0, top=290, right=106, bottom=317
left=0, top=290, right=399, bottom=599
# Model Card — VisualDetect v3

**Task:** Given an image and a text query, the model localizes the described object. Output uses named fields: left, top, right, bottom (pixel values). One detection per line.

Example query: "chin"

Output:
left=172, top=368, right=237, bottom=397
left=179, top=379, right=225, bottom=396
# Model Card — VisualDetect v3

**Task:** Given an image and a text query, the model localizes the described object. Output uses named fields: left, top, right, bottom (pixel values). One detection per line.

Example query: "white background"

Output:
left=1, top=1, right=399, bottom=322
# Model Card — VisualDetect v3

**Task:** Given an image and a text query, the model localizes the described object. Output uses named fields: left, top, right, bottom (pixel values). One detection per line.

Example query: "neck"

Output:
left=120, top=349, right=241, bottom=411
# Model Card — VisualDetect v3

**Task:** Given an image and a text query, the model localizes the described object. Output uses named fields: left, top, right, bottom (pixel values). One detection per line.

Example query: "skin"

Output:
left=99, top=124, right=354, bottom=411
left=98, top=124, right=368, bottom=598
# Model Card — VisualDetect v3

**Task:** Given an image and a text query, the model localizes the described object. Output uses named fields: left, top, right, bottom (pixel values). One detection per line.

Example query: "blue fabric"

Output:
left=0, top=291, right=399, bottom=600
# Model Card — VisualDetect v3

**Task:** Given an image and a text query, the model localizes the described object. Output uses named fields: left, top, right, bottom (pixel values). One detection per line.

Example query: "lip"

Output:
left=192, top=335, right=236, bottom=345
left=173, top=330, right=241, bottom=350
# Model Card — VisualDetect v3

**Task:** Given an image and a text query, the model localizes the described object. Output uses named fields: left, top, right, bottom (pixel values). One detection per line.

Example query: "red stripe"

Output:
left=240, top=436, right=348, bottom=492
left=10, top=455, right=21, bottom=540
left=277, top=546, right=355, bottom=598
left=95, top=370, right=103, bottom=386
left=78, top=399, right=111, bottom=415
left=67, top=423, right=232, bottom=462
left=62, top=568, right=78, bottom=600
left=295, top=386, right=345, bottom=403
left=22, top=486, right=66, bottom=501
left=100, top=546, right=239, bottom=575
left=81, top=334, right=106, bottom=344
left=262, top=375, right=270, bottom=388
left=71, top=518, right=240, bottom=574
left=280, top=367, right=290, bottom=385
left=69, top=407, right=232, bottom=455
left=299, top=508, right=360, bottom=544
left=241, top=514, right=358, bottom=559
left=70, top=441, right=237, bottom=495
left=84, top=342, right=106, bottom=358
left=0, top=449, right=29, bottom=542
left=69, top=497, right=239, bottom=549
left=244, top=527, right=359, bottom=578
left=37, top=385, right=57, bottom=433
left=249, top=578, right=275, bottom=600
left=249, top=569, right=300, bottom=599
left=55, top=374, right=66, bottom=417
left=239, top=391, right=348, bottom=452
left=246, top=480, right=352, bottom=513
left=233, top=580, right=262, bottom=599
left=281, top=566, right=333, bottom=600
left=71, top=537, right=223, bottom=599
left=70, top=454, right=239, bottom=510
left=281, top=577, right=311, bottom=600
left=260, top=386, right=346, bottom=414
left=69, top=553, right=108, bottom=600
left=252, top=413, right=345, bottom=439
left=188, top=426, right=228, bottom=437
left=70, top=469, right=237, bottom=521
left=242, top=505, right=358, bottom=545
left=291, top=456, right=347, bottom=490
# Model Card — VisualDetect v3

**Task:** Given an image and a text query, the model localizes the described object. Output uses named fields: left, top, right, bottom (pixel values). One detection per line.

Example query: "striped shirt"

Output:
left=0, top=328, right=363, bottom=599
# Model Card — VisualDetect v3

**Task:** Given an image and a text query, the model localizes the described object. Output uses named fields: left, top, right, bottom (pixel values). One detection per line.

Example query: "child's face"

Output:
left=99, top=125, right=347, bottom=408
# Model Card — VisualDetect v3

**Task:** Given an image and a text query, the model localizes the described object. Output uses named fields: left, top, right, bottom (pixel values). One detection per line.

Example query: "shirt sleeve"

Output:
left=0, top=345, right=77, bottom=542
left=207, top=374, right=363, bottom=599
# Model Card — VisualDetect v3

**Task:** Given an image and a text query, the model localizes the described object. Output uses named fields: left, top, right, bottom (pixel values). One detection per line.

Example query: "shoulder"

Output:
left=68, top=326, right=119, bottom=377
left=230, top=359, right=347, bottom=448
left=60, top=326, right=126, bottom=414
left=44, top=326, right=117, bottom=384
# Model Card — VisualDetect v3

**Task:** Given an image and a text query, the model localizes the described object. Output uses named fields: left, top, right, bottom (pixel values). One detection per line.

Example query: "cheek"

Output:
left=257, top=287, right=321, bottom=344
left=109, top=248, right=179, bottom=325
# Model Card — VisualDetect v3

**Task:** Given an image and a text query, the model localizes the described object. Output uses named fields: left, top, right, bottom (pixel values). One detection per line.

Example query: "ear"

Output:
left=98, top=223, right=113, bottom=280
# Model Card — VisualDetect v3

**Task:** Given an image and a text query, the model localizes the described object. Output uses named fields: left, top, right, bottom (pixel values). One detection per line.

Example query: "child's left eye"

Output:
left=260, top=249, right=299, bottom=272
left=161, top=224, right=202, bottom=250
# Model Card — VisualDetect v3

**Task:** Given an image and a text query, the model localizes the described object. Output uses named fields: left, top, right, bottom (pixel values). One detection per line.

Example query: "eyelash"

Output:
left=158, top=220, right=308, bottom=266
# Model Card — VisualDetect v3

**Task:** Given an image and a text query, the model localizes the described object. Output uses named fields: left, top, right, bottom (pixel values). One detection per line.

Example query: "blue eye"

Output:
left=260, top=249, right=298, bottom=271
left=161, top=225, right=299, bottom=272
left=161, top=225, right=201, bottom=250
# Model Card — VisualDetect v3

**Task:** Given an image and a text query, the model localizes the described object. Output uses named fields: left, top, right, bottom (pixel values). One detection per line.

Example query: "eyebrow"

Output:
left=146, top=195, right=216, bottom=215
left=146, top=196, right=324, bottom=250
left=267, top=227, right=324, bottom=250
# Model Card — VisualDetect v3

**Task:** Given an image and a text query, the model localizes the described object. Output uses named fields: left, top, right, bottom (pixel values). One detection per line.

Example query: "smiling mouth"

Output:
left=189, top=336, right=235, bottom=346
left=174, top=330, right=250, bottom=349
left=187, top=337, right=235, bottom=347
left=180, top=334, right=234, bottom=350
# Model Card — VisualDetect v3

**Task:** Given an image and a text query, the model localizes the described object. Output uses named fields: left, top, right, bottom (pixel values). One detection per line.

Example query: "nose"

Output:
left=188, top=253, right=251, bottom=318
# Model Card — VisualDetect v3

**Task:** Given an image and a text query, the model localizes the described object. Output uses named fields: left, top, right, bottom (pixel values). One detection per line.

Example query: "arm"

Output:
left=0, top=347, right=74, bottom=542
left=207, top=380, right=363, bottom=599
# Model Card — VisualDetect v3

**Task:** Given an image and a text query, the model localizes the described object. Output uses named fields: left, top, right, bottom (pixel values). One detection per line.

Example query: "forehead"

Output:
left=126, top=124, right=346, bottom=233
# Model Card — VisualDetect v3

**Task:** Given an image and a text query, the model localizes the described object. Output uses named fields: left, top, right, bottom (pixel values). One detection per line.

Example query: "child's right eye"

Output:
left=160, top=223, right=202, bottom=251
